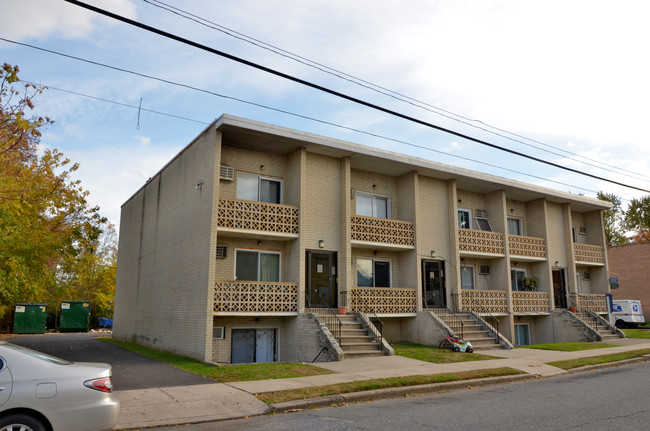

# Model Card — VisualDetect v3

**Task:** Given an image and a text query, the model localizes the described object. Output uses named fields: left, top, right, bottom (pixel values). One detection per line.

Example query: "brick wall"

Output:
left=114, top=125, right=220, bottom=362
left=608, top=242, right=650, bottom=321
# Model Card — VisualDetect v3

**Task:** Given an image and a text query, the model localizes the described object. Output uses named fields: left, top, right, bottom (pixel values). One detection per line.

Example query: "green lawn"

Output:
left=393, top=343, right=497, bottom=363
left=521, top=342, right=619, bottom=352
left=622, top=327, right=650, bottom=339
left=99, top=338, right=331, bottom=382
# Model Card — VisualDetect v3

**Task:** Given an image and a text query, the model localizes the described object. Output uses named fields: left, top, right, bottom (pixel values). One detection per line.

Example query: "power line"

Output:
left=141, top=0, right=650, bottom=184
left=28, top=82, right=210, bottom=125
left=59, top=0, right=650, bottom=194
left=21, top=75, right=601, bottom=196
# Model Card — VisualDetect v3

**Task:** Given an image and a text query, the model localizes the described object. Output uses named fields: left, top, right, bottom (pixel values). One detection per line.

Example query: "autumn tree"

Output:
left=0, top=63, right=113, bottom=329
left=624, top=195, right=650, bottom=240
left=597, top=191, right=628, bottom=245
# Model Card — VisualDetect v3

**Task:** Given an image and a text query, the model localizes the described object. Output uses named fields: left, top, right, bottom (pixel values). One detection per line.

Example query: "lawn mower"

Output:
left=439, top=335, right=473, bottom=353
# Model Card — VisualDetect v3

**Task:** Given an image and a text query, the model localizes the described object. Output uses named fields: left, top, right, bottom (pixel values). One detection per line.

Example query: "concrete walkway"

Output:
left=112, top=339, right=650, bottom=429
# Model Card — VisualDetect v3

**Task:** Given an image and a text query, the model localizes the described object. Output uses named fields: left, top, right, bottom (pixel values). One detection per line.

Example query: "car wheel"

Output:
left=466, top=347, right=474, bottom=353
left=453, top=346, right=460, bottom=352
left=0, top=413, right=47, bottom=431
left=615, top=320, right=625, bottom=329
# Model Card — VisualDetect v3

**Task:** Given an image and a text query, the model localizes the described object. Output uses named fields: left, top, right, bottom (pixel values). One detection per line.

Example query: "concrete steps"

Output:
left=575, top=311, right=622, bottom=341
left=335, top=314, right=385, bottom=358
left=436, top=311, right=504, bottom=351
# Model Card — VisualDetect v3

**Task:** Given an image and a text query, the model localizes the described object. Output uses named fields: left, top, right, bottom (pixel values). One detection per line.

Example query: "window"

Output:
left=511, top=269, right=527, bottom=291
left=514, top=324, right=531, bottom=346
left=475, top=217, right=492, bottom=231
left=507, top=218, right=523, bottom=235
left=235, top=250, right=280, bottom=282
left=458, top=209, right=472, bottom=229
left=576, top=273, right=582, bottom=294
left=357, top=258, right=391, bottom=287
left=236, top=173, right=281, bottom=204
left=460, top=265, right=475, bottom=289
left=357, top=192, right=390, bottom=218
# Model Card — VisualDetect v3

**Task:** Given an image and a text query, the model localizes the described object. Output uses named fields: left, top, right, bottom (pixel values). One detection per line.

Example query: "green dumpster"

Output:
left=60, top=301, right=91, bottom=332
left=13, top=303, right=48, bottom=334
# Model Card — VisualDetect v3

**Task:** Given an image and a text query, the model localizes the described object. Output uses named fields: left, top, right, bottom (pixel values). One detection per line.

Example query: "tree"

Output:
left=0, top=63, right=112, bottom=330
left=630, top=229, right=650, bottom=243
left=624, top=195, right=650, bottom=241
left=597, top=191, right=628, bottom=246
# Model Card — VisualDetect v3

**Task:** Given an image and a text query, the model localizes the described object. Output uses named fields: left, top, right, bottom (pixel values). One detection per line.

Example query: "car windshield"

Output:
left=0, top=342, right=72, bottom=365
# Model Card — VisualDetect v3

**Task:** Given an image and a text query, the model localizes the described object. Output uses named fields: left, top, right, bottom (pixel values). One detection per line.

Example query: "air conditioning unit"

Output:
left=578, top=226, right=586, bottom=235
left=215, top=245, right=227, bottom=259
left=213, top=326, right=225, bottom=340
left=476, top=209, right=488, bottom=218
left=479, top=265, right=490, bottom=275
left=219, top=165, right=234, bottom=181
left=583, top=272, right=591, bottom=281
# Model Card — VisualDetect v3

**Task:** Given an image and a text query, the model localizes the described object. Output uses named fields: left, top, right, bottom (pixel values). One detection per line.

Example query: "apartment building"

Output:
left=114, top=114, right=618, bottom=364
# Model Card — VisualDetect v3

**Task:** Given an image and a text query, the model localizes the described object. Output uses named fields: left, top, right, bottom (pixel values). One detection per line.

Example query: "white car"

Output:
left=0, top=341, right=119, bottom=431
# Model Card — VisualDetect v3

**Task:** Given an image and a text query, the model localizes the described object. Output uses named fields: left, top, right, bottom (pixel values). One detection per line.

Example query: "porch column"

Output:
left=340, top=156, right=352, bottom=308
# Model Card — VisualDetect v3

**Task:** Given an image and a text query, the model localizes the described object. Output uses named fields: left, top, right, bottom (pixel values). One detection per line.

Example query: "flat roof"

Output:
left=215, top=114, right=610, bottom=212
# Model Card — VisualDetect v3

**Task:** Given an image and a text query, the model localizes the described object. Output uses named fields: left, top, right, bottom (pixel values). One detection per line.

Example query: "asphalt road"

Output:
left=152, top=362, right=650, bottom=431
left=8, top=332, right=214, bottom=391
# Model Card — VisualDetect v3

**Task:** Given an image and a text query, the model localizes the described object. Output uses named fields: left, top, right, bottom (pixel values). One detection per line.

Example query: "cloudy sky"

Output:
left=2, top=0, right=650, bottom=229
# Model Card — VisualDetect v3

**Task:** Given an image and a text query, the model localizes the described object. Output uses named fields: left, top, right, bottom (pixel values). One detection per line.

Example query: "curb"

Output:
left=564, top=354, right=650, bottom=374
left=269, top=355, right=650, bottom=413
left=269, top=374, right=534, bottom=413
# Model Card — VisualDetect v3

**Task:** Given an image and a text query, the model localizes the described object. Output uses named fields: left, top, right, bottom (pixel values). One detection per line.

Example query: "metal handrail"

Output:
left=306, top=295, right=342, bottom=343
left=354, top=294, right=384, bottom=347
left=431, top=307, right=464, bottom=339
left=466, top=294, right=500, bottom=343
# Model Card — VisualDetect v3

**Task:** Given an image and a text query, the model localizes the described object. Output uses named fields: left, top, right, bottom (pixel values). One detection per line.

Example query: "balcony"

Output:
left=573, top=243, right=605, bottom=266
left=458, top=228, right=505, bottom=258
left=576, top=293, right=607, bottom=313
left=461, top=289, right=508, bottom=315
left=217, top=198, right=299, bottom=240
left=351, top=215, right=414, bottom=250
left=349, top=286, right=417, bottom=315
left=508, top=235, right=547, bottom=261
left=512, top=291, right=550, bottom=314
left=213, top=281, right=298, bottom=315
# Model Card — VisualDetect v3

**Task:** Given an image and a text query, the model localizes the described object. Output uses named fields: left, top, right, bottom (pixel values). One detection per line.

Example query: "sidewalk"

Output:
left=112, top=338, right=650, bottom=429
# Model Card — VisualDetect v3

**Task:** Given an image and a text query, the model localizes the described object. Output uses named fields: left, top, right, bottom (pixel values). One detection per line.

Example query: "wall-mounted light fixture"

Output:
left=318, top=240, right=325, bottom=248
left=554, top=261, right=559, bottom=267
left=260, top=164, right=265, bottom=170
left=372, top=184, right=377, bottom=189
left=258, top=240, right=262, bottom=246
left=195, top=180, right=204, bottom=190
left=430, top=250, right=436, bottom=258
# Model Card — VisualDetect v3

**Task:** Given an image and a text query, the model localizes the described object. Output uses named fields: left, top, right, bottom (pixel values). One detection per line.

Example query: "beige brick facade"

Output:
left=115, top=114, right=612, bottom=363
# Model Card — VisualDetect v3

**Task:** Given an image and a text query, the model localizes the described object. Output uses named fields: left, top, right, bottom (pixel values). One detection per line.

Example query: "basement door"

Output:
left=231, top=328, right=277, bottom=364
left=306, top=251, right=338, bottom=308
left=422, top=260, right=446, bottom=308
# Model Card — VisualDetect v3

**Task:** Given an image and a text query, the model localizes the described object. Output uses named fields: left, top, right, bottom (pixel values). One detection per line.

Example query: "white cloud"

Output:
left=0, top=0, right=137, bottom=41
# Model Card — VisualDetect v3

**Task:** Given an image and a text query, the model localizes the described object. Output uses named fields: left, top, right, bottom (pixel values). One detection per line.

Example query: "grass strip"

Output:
left=393, top=343, right=498, bottom=363
left=99, top=338, right=331, bottom=382
left=256, top=368, right=524, bottom=404
left=521, top=342, right=619, bottom=352
left=547, top=348, right=650, bottom=370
